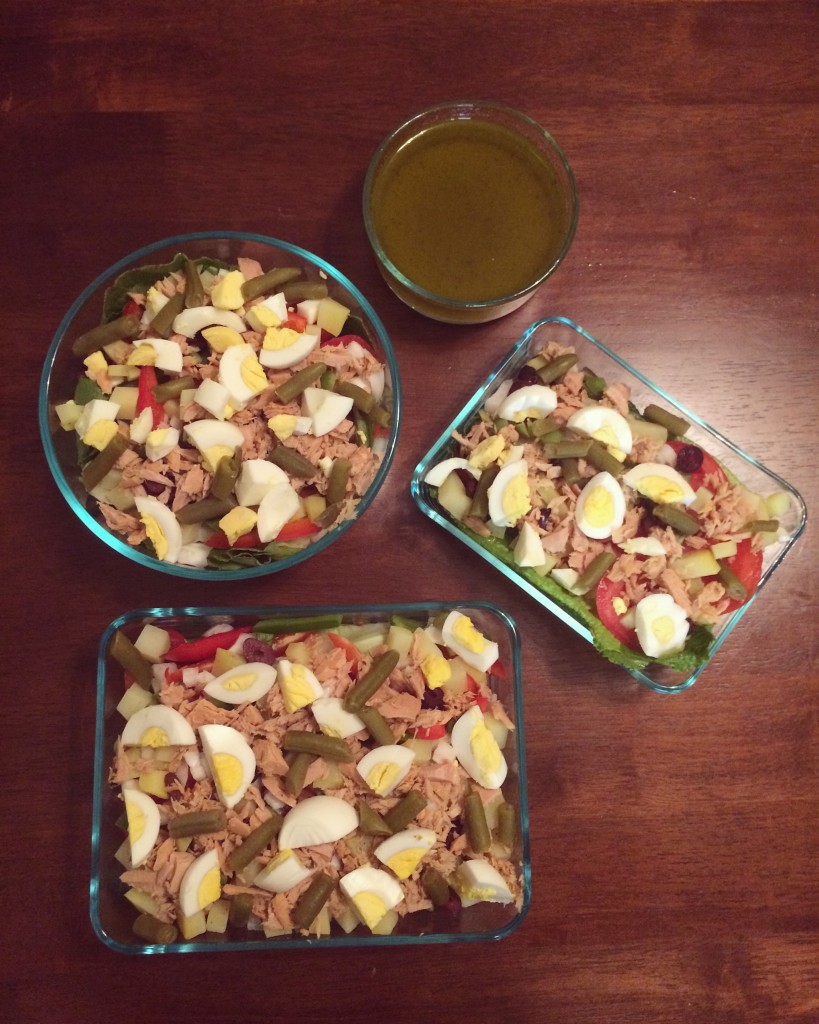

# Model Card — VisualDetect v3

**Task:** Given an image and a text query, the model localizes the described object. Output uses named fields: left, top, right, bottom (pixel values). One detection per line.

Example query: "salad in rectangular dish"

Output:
left=91, top=604, right=529, bottom=953
left=412, top=317, right=806, bottom=693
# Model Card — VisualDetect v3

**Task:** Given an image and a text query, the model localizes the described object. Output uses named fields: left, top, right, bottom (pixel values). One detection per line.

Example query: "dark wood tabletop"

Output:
left=3, top=2, right=818, bottom=1021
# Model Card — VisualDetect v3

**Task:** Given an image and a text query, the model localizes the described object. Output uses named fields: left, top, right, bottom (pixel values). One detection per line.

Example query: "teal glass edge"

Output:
left=39, top=231, right=402, bottom=581
left=411, top=315, right=807, bottom=695
left=90, top=601, right=531, bottom=954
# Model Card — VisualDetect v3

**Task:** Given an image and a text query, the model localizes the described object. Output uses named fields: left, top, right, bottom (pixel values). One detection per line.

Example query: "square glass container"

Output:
left=91, top=602, right=530, bottom=953
left=411, top=317, right=807, bottom=694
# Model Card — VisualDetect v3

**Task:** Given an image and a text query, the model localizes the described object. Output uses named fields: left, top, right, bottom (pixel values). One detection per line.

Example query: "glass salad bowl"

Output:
left=39, top=232, right=401, bottom=580
left=411, top=317, right=807, bottom=694
left=90, top=602, right=530, bottom=953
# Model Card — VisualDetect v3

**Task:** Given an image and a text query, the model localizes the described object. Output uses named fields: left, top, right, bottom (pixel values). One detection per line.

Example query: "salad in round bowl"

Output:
left=39, top=232, right=400, bottom=579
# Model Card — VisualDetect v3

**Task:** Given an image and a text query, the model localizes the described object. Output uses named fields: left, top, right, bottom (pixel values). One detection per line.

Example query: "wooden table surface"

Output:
left=3, top=2, right=818, bottom=1021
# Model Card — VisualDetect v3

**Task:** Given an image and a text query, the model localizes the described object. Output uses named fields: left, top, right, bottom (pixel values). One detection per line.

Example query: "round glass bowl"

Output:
left=39, top=231, right=401, bottom=580
left=363, top=100, right=578, bottom=325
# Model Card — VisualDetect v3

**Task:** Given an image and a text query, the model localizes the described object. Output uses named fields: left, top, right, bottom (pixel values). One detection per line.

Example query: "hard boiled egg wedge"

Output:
left=339, top=865, right=403, bottom=931
left=139, top=337, right=184, bottom=373
left=121, top=704, right=196, bottom=747
left=486, top=459, right=531, bottom=529
left=274, top=659, right=323, bottom=713
left=203, top=662, right=277, bottom=705
left=622, top=463, right=697, bottom=506
left=183, top=419, right=244, bottom=474
left=179, top=848, right=222, bottom=918
left=218, top=342, right=268, bottom=407
left=145, top=426, right=180, bottom=462
left=234, top=458, right=288, bottom=507
left=122, top=784, right=161, bottom=868
left=172, top=306, right=246, bottom=338
left=302, top=387, right=354, bottom=437
left=277, top=795, right=359, bottom=849
left=259, top=325, right=320, bottom=369
left=374, top=828, right=436, bottom=880
left=453, top=858, right=514, bottom=907
left=451, top=705, right=508, bottom=790
left=135, top=496, right=183, bottom=563
left=423, top=457, right=481, bottom=488
left=513, top=521, right=547, bottom=567
left=254, top=849, right=313, bottom=894
left=567, top=405, right=633, bottom=455
left=574, top=471, right=626, bottom=540
left=198, top=723, right=256, bottom=809
left=634, top=593, right=690, bottom=658
left=356, top=744, right=415, bottom=797
left=311, top=696, right=365, bottom=739
left=441, top=610, right=499, bottom=673
left=256, top=481, right=302, bottom=543
left=496, top=383, right=558, bottom=422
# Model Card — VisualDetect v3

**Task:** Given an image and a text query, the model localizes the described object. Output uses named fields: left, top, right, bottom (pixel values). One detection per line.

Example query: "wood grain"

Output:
left=2, top=2, right=818, bottom=1022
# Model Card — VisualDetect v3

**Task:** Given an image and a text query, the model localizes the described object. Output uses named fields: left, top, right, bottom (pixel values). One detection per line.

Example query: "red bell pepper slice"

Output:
left=163, top=627, right=247, bottom=664
left=283, top=313, right=308, bottom=333
left=466, top=674, right=488, bottom=712
left=275, top=518, right=321, bottom=542
left=320, top=333, right=376, bottom=357
left=137, top=365, right=164, bottom=428
left=410, top=723, right=447, bottom=740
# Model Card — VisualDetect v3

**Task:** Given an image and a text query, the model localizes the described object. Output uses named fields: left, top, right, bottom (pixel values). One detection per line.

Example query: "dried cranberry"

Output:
left=142, top=479, right=167, bottom=497
left=674, top=444, right=704, bottom=474
left=454, top=468, right=478, bottom=498
left=508, top=364, right=540, bottom=393
left=441, top=893, right=462, bottom=916
left=421, top=686, right=445, bottom=711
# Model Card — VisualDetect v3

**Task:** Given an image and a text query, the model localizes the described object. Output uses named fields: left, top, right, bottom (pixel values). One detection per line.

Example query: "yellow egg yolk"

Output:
left=583, top=485, right=615, bottom=528
left=83, top=419, right=119, bottom=451
left=468, top=435, right=505, bottom=470
left=634, top=476, right=686, bottom=504
left=281, top=665, right=317, bottom=713
left=422, top=654, right=451, bottom=689
left=220, top=672, right=258, bottom=693
left=211, top=270, right=245, bottom=310
left=469, top=719, right=502, bottom=784
left=268, top=414, right=297, bottom=440
left=650, top=614, right=676, bottom=645
left=202, top=444, right=235, bottom=474
left=267, top=849, right=293, bottom=871
left=459, top=883, right=498, bottom=901
left=366, top=761, right=401, bottom=796
left=219, top=506, right=257, bottom=545
left=501, top=474, right=531, bottom=523
left=127, top=343, right=158, bottom=366
left=263, top=326, right=301, bottom=351
left=240, top=353, right=268, bottom=393
left=141, top=514, right=169, bottom=561
left=201, top=326, right=243, bottom=352
left=385, top=848, right=428, bottom=880
left=125, top=801, right=146, bottom=844
left=212, top=752, right=243, bottom=796
left=352, top=892, right=388, bottom=930
left=83, top=351, right=107, bottom=374
left=138, top=726, right=171, bottom=747
left=196, top=865, right=222, bottom=910
left=452, top=615, right=487, bottom=654
left=250, top=305, right=281, bottom=330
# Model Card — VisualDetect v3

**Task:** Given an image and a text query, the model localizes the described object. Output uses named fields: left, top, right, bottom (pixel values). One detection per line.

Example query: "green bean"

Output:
left=312, top=501, right=343, bottom=529
left=421, top=866, right=451, bottom=908
left=528, top=414, right=559, bottom=438
left=540, top=429, right=564, bottom=444
left=81, top=430, right=128, bottom=491
left=495, top=801, right=516, bottom=849
left=354, top=413, right=372, bottom=447
left=358, top=800, right=393, bottom=837
left=356, top=705, right=394, bottom=747
left=274, top=362, right=327, bottom=404
left=225, top=812, right=283, bottom=872
left=292, top=872, right=335, bottom=930
left=152, top=375, right=196, bottom=403
left=470, top=463, right=500, bottom=518
left=743, top=519, right=779, bottom=534
left=211, top=449, right=241, bottom=501
left=168, top=808, right=227, bottom=839
left=515, top=420, right=531, bottom=439
left=368, top=403, right=391, bottom=429
left=282, top=281, right=329, bottom=304
left=285, top=751, right=315, bottom=797
left=326, top=457, right=352, bottom=505
left=389, top=614, right=425, bottom=631
left=717, top=562, right=748, bottom=603
left=583, top=373, right=607, bottom=400
left=182, top=256, right=205, bottom=308
left=383, top=790, right=427, bottom=834
left=252, top=613, right=343, bottom=635
left=343, top=650, right=400, bottom=712
left=586, top=440, right=625, bottom=477
left=574, top=551, right=617, bottom=594
left=269, top=445, right=317, bottom=478
left=110, top=629, right=154, bottom=690
left=643, top=404, right=690, bottom=438
left=71, top=314, right=141, bottom=358
left=464, top=792, right=492, bottom=854
left=653, top=504, right=700, bottom=536
left=241, top=266, right=301, bottom=302
left=561, top=457, right=583, bottom=486
left=540, top=438, right=593, bottom=460
left=537, top=352, right=577, bottom=384
left=132, top=913, right=178, bottom=945
left=148, top=291, right=185, bottom=338
left=228, top=892, right=253, bottom=927
left=334, top=380, right=375, bottom=414
left=283, top=731, right=355, bottom=762
left=175, top=495, right=235, bottom=525
left=320, top=368, right=337, bottom=391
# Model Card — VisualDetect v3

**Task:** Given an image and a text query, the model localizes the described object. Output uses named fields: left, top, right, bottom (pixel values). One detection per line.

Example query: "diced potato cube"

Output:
left=371, top=909, right=399, bottom=935
left=116, top=682, right=156, bottom=721
left=307, top=906, right=332, bottom=937
left=285, top=641, right=311, bottom=665
left=711, top=540, right=738, bottom=560
left=205, top=899, right=230, bottom=934
left=55, top=400, right=82, bottom=430
left=138, top=770, right=168, bottom=799
left=313, top=764, right=345, bottom=790
left=401, top=737, right=436, bottom=764
left=387, top=624, right=413, bottom=663
left=114, top=838, right=132, bottom=870
left=303, top=493, right=328, bottom=522
left=671, top=549, right=720, bottom=579
left=124, top=888, right=161, bottom=917
left=110, top=385, right=139, bottom=420
left=134, top=624, right=171, bottom=663
left=437, top=470, right=472, bottom=520
left=766, top=491, right=791, bottom=519
left=333, top=904, right=360, bottom=934
left=211, top=647, right=246, bottom=675
left=316, top=296, right=350, bottom=337
left=482, top=711, right=509, bottom=750
left=178, top=910, right=207, bottom=940
left=103, top=339, right=134, bottom=364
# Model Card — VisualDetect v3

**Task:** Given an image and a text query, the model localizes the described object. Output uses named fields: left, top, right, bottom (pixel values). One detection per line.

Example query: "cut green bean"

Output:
left=292, top=872, right=335, bottom=930
left=368, top=403, right=391, bottom=429
left=421, top=866, right=451, bottom=908
left=383, top=790, right=427, bottom=834
left=495, top=801, right=516, bottom=849
left=269, top=446, right=317, bottom=478
left=653, top=504, right=700, bottom=536
left=586, top=440, right=625, bottom=477
left=541, top=438, right=593, bottom=460
left=81, top=430, right=128, bottom=491
left=356, top=705, right=394, bottom=747
left=334, top=380, right=375, bottom=414
left=320, top=368, right=337, bottom=391
left=182, top=256, right=205, bottom=308
left=225, top=812, right=283, bottom=872
left=241, top=266, right=301, bottom=302
left=285, top=751, right=315, bottom=797
left=583, top=373, right=607, bottom=400
left=211, top=449, right=241, bottom=501
left=274, top=362, right=327, bottom=404
left=282, top=281, right=329, bottom=304
left=561, top=457, right=583, bottom=486
left=574, top=551, right=617, bottom=594
left=343, top=650, right=400, bottom=713
left=312, top=501, right=343, bottom=529
left=354, top=413, right=372, bottom=447
left=743, top=519, right=779, bottom=534
left=133, top=913, right=178, bottom=945
left=72, top=314, right=142, bottom=358
left=152, top=375, right=196, bottom=403
left=528, top=414, right=559, bottom=438
left=326, top=457, right=352, bottom=505
left=148, top=291, right=185, bottom=338
left=470, top=463, right=500, bottom=518
left=389, top=614, right=425, bottom=631
left=175, top=495, right=235, bottom=525
left=228, top=892, right=253, bottom=927
left=252, top=613, right=343, bottom=635
left=464, top=792, right=492, bottom=854
left=283, top=731, right=355, bottom=762
left=717, top=562, right=748, bottom=602
left=537, top=352, right=577, bottom=384
left=168, top=808, right=227, bottom=839
left=358, top=800, right=393, bottom=837
left=110, top=629, right=154, bottom=689
left=643, top=404, right=690, bottom=437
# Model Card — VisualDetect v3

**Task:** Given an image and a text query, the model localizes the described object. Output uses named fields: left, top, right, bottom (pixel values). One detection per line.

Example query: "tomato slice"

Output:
left=667, top=440, right=728, bottom=491
left=206, top=528, right=262, bottom=549
left=595, top=576, right=640, bottom=650
left=327, top=632, right=362, bottom=663
left=320, top=333, right=376, bottom=357
left=721, top=538, right=763, bottom=612
left=466, top=674, right=489, bottom=712
left=283, top=313, right=308, bottom=333
left=275, top=518, right=320, bottom=542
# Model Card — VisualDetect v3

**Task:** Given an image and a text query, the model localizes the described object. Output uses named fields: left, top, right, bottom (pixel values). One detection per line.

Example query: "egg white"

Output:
left=496, top=383, right=558, bottom=422
left=450, top=705, right=508, bottom=789
left=310, top=697, right=365, bottom=739
left=355, top=744, right=415, bottom=796
left=441, top=610, right=499, bottom=673
left=121, top=703, right=196, bottom=747
left=574, top=471, right=626, bottom=540
left=374, top=828, right=436, bottom=880
left=172, top=306, right=246, bottom=338
left=254, top=849, right=313, bottom=893
left=256, top=481, right=302, bottom=543
left=423, top=457, right=481, bottom=488
left=135, top=496, right=183, bottom=563
left=203, top=662, right=277, bottom=705
left=234, top=459, right=289, bottom=507
left=486, top=459, right=531, bottom=529
left=198, top=723, right=256, bottom=809
left=301, top=388, right=354, bottom=437
left=218, top=343, right=268, bottom=406
left=622, top=463, right=697, bottom=506
left=274, top=659, right=323, bottom=713
left=453, top=858, right=514, bottom=906
left=339, top=865, right=403, bottom=930
left=634, top=593, right=690, bottom=658
left=123, top=785, right=161, bottom=868
left=259, top=327, right=320, bottom=369
left=178, top=848, right=222, bottom=918
left=277, top=795, right=359, bottom=849
left=568, top=405, right=633, bottom=454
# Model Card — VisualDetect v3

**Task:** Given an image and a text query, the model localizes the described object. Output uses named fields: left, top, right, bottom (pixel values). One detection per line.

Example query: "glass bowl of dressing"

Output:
left=363, top=101, right=578, bottom=324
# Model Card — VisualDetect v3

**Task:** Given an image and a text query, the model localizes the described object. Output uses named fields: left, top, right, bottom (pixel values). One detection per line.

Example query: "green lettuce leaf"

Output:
left=102, top=253, right=231, bottom=322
